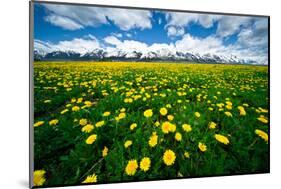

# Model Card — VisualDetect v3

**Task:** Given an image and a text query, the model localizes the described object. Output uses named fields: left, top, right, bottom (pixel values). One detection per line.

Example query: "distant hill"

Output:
left=34, top=48, right=258, bottom=65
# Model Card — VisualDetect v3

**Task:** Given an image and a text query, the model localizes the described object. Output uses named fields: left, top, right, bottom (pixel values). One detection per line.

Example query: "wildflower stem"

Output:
left=79, top=147, right=116, bottom=181
left=248, top=138, right=258, bottom=149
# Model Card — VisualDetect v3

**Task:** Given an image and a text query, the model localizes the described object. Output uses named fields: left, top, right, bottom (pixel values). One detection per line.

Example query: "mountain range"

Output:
left=34, top=48, right=256, bottom=64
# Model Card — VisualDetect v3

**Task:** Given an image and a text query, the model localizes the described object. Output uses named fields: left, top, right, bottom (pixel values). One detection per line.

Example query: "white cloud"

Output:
left=232, top=18, right=268, bottom=64
left=167, top=26, right=185, bottom=37
left=237, top=28, right=267, bottom=47
left=198, top=14, right=221, bottom=28
left=44, top=14, right=84, bottom=30
left=111, top=39, right=148, bottom=52
left=165, top=12, right=257, bottom=38
left=105, top=9, right=152, bottom=31
left=173, top=33, right=268, bottom=64
left=148, top=43, right=176, bottom=57
left=104, top=37, right=148, bottom=57
left=34, top=39, right=55, bottom=54
left=54, top=38, right=100, bottom=54
left=43, top=4, right=108, bottom=27
left=165, top=12, right=221, bottom=37
left=254, top=18, right=268, bottom=31
left=216, top=16, right=253, bottom=37
left=165, top=12, right=195, bottom=27
left=174, top=34, right=224, bottom=54
left=165, top=12, right=220, bottom=28
left=104, top=36, right=122, bottom=46
left=35, top=37, right=101, bottom=55
left=43, top=4, right=152, bottom=31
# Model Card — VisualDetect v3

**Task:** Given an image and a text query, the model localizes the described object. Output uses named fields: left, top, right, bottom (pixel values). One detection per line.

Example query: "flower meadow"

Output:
left=33, top=62, right=269, bottom=187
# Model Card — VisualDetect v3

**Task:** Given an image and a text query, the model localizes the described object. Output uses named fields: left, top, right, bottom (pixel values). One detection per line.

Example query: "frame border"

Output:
left=29, top=1, right=34, bottom=188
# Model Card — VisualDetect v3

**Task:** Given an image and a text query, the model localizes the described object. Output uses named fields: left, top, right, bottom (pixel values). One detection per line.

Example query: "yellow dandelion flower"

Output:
left=224, top=111, right=232, bottom=117
left=243, top=103, right=249, bottom=107
left=169, top=123, right=176, bottom=132
left=60, top=109, right=69, bottom=114
left=84, top=101, right=92, bottom=106
left=258, top=107, right=268, bottom=113
left=208, top=122, right=217, bottom=129
left=144, top=109, right=153, bottom=118
left=34, top=121, right=44, bottom=127
left=148, top=133, right=158, bottom=147
left=177, top=99, right=182, bottom=103
left=167, top=115, right=174, bottom=121
left=124, top=140, right=132, bottom=148
left=240, top=109, right=246, bottom=116
left=85, top=134, right=97, bottom=144
left=214, top=134, right=230, bottom=145
left=82, top=173, right=97, bottom=183
left=77, top=97, right=83, bottom=103
left=82, top=124, right=94, bottom=133
left=79, top=118, right=87, bottom=126
left=160, top=107, right=168, bottom=116
left=198, top=142, right=207, bottom=152
left=140, top=157, right=151, bottom=172
left=125, top=160, right=138, bottom=176
left=257, top=116, right=268, bottom=124
left=208, top=107, right=214, bottom=111
left=72, top=106, right=80, bottom=112
left=95, top=120, right=105, bottom=127
left=33, top=170, right=46, bottom=186
left=226, top=101, right=232, bottom=106
left=238, top=106, right=246, bottom=116
left=49, top=119, right=59, bottom=126
left=175, top=132, right=182, bottom=141
left=120, top=108, right=126, bottom=112
left=194, top=112, right=201, bottom=118
left=184, top=151, right=190, bottom=158
left=161, top=121, right=171, bottom=134
left=154, top=121, right=160, bottom=127
left=44, top=100, right=51, bottom=103
left=255, top=129, right=268, bottom=142
left=130, top=123, right=137, bottom=130
left=163, top=149, right=176, bottom=166
left=182, top=124, right=192, bottom=132
left=118, top=112, right=126, bottom=120
left=102, top=146, right=108, bottom=157
left=226, top=104, right=232, bottom=110
left=166, top=104, right=172, bottom=108
left=103, top=111, right=111, bottom=117
left=124, top=98, right=133, bottom=103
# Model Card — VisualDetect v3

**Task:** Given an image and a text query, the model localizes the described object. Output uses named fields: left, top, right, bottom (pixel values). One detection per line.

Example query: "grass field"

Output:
left=33, top=61, right=269, bottom=187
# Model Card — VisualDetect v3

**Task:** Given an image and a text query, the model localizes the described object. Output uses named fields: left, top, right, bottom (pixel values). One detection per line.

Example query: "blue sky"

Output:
left=34, top=2, right=268, bottom=64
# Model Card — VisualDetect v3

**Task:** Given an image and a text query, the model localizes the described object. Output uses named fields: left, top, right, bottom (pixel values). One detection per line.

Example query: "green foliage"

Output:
left=33, top=62, right=269, bottom=187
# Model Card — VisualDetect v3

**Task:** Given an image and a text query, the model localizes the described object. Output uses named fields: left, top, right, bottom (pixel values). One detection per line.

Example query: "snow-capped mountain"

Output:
left=33, top=47, right=258, bottom=64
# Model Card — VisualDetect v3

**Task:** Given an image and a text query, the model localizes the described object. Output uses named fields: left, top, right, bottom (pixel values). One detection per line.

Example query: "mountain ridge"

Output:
left=33, top=48, right=260, bottom=65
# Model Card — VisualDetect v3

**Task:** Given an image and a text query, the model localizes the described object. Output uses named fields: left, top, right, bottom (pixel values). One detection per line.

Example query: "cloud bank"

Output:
left=35, top=3, right=268, bottom=64
left=43, top=4, right=152, bottom=31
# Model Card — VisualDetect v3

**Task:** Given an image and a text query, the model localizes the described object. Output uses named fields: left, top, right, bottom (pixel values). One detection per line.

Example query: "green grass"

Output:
left=33, top=61, right=269, bottom=187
